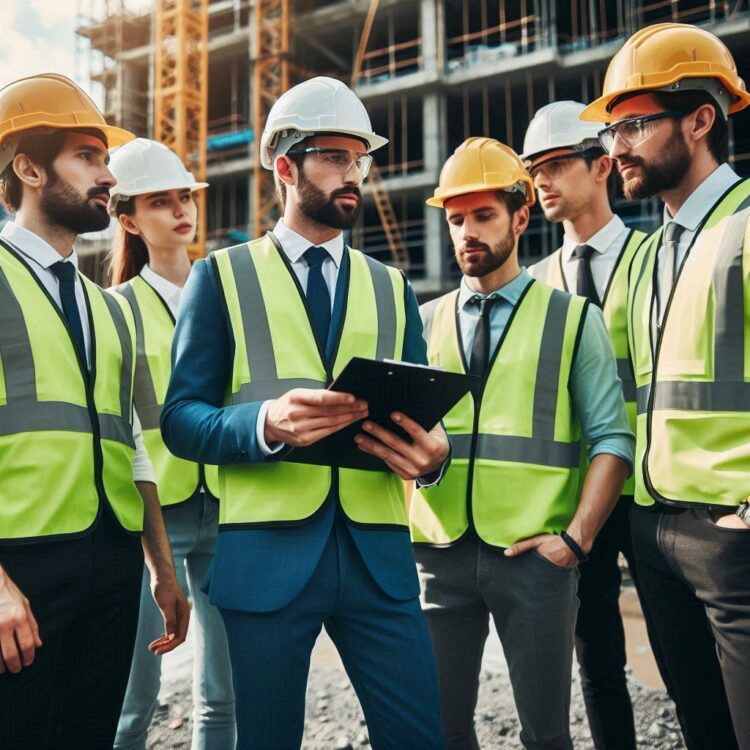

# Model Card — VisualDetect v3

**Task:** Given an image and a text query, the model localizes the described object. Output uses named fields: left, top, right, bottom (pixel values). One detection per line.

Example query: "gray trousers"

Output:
left=415, top=535, right=579, bottom=750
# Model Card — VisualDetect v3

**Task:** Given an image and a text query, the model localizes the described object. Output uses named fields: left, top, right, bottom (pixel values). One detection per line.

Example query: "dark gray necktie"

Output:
left=468, top=295, right=498, bottom=376
left=655, top=222, right=684, bottom=331
left=574, top=244, right=601, bottom=307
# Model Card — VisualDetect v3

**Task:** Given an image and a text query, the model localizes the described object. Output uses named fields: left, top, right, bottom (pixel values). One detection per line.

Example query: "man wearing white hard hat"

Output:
left=161, top=77, right=447, bottom=749
left=105, top=138, right=236, bottom=750
left=523, top=101, right=649, bottom=750
left=0, top=76, right=188, bottom=748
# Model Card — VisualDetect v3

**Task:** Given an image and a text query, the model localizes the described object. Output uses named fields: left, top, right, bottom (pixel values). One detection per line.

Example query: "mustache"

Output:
left=87, top=186, right=111, bottom=200
left=462, top=242, right=490, bottom=252
left=616, top=155, right=646, bottom=171
left=331, top=187, right=361, bottom=201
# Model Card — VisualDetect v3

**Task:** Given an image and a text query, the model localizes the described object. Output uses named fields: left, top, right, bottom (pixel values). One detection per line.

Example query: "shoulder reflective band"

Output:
left=0, top=267, right=134, bottom=447
left=228, top=246, right=400, bottom=403
left=98, top=287, right=134, bottom=425
left=118, top=283, right=161, bottom=430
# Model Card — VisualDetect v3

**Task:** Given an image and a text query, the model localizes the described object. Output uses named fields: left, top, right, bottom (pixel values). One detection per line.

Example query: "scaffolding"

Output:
left=75, top=0, right=750, bottom=292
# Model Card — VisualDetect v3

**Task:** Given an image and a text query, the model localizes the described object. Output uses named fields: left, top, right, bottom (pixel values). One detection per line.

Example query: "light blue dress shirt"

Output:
left=458, top=268, right=634, bottom=468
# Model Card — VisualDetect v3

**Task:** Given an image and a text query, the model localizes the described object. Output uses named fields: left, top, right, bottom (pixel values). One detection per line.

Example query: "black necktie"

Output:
left=574, top=244, right=601, bottom=307
left=50, top=260, right=86, bottom=364
left=303, top=246, right=331, bottom=348
left=468, top=295, right=498, bottom=376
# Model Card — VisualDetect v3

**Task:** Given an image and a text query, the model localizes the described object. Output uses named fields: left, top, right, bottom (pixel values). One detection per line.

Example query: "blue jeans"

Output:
left=115, top=492, right=236, bottom=750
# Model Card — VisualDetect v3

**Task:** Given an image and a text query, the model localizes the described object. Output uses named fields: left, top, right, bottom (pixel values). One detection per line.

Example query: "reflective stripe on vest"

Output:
left=114, top=277, right=220, bottom=504
left=529, top=228, right=645, bottom=494
left=0, top=241, right=142, bottom=543
left=214, top=234, right=407, bottom=528
left=628, top=178, right=750, bottom=508
left=410, top=280, right=586, bottom=548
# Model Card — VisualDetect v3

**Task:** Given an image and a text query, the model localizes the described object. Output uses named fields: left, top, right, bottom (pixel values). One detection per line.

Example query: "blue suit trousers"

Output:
left=219, top=515, right=445, bottom=750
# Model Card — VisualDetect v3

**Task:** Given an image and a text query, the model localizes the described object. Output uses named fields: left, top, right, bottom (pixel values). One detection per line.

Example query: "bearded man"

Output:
left=409, top=137, right=633, bottom=750
left=0, top=74, right=188, bottom=749
left=161, top=77, right=448, bottom=750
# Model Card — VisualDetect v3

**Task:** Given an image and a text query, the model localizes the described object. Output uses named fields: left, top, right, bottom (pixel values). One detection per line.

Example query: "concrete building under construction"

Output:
left=76, top=0, right=750, bottom=294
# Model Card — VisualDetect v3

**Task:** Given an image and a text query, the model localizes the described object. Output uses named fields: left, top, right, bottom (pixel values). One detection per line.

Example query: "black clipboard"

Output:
left=286, top=357, right=479, bottom=471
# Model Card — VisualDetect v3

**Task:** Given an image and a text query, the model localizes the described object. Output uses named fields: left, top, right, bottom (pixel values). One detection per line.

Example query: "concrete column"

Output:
left=420, top=0, right=439, bottom=73
left=423, top=90, right=449, bottom=290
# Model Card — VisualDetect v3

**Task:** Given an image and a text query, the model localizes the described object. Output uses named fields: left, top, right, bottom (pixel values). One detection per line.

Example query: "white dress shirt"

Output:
left=656, top=162, right=741, bottom=304
left=140, top=263, right=182, bottom=318
left=0, top=221, right=155, bottom=483
left=560, top=214, right=630, bottom=301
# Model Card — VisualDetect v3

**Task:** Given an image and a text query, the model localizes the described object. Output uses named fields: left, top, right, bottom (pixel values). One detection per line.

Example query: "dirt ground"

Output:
left=147, top=585, right=684, bottom=749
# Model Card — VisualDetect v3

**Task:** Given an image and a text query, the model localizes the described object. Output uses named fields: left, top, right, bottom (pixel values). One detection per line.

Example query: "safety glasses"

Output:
left=286, top=147, right=373, bottom=179
left=528, top=148, right=603, bottom=181
left=597, top=110, right=689, bottom=154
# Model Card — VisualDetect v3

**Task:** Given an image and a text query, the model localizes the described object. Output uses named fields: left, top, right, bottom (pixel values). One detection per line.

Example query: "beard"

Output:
left=456, top=224, right=515, bottom=278
left=618, top=127, right=691, bottom=201
left=296, top=169, right=362, bottom=230
left=40, top=170, right=111, bottom=234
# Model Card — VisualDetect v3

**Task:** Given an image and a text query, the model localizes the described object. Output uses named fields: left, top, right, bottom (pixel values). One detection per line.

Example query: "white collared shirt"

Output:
left=560, top=215, right=629, bottom=301
left=271, top=219, right=343, bottom=309
left=0, top=221, right=155, bottom=483
left=140, top=264, right=182, bottom=318
left=657, top=162, right=741, bottom=301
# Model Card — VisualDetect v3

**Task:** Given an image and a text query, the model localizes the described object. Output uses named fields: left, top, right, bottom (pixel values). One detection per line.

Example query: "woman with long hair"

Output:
left=107, top=138, right=235, bottom=750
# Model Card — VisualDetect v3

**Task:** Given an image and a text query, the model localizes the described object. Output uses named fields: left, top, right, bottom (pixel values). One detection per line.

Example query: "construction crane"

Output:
left=252, top=0, right=290, bottom=237
left=153, top=0, right=209, bottom=260
left=352, top=0, right=410, bottom=272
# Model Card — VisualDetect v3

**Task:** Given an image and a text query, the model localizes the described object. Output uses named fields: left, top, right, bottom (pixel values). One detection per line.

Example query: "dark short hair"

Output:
left=0, top=127, right=107, bottom=213
left=495, top=189, right=527, bottom=214
left=611, top=89, right=728, bottom=164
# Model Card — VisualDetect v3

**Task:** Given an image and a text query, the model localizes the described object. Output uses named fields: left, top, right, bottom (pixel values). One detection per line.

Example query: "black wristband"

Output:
left=560, top=530, right=588, bottom=563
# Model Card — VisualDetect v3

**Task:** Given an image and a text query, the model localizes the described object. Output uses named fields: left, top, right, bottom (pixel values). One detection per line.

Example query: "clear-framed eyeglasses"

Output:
left=597, top=110, right=689, bottom=154
left=286, top=147, right=374, bottom=179
left=528, top=148, right=603, bottom=181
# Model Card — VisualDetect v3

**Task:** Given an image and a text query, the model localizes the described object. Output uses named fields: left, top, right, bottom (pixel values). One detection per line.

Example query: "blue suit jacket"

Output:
left=161, top=246, right=430, bottom=612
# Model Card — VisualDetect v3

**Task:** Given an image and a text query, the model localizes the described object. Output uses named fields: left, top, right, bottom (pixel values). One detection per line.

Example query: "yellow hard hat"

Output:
left=0, top=73, right=135, bottom=172
left=581, top=23, right=750, bottom=122
left=426, top=137, right=535, bottom=208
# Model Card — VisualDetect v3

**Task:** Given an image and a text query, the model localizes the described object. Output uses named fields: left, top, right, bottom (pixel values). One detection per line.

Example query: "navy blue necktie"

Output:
left=50, top=260, right=86, bottom=364
left=304, top=246, right=331, bottom=349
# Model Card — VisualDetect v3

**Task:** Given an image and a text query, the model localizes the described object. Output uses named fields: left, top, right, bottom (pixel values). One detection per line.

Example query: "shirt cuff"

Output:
left=256, top=400, right=285, bottom=457
left=416, top=450, right=451, bottom=488
left=589, top=438, right=634, bottom=476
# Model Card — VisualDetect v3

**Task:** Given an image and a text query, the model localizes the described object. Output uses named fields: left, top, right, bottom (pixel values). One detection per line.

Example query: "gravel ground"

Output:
left=146, top=662, right=685, bottom=749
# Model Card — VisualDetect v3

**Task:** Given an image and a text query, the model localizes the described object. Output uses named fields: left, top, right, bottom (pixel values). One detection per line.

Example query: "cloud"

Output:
left=0, top=29, right=77, bottom=89
left=26, top=0, right=77, bottom=32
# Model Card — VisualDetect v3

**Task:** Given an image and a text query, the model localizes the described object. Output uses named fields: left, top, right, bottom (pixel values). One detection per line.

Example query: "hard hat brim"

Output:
left=581, top=75, right=750, bottom=122
left=108, top=181, right=208, bottom=214
left=426, top=184, right=535, bottom=209
left=0, top=120, right=135, bottom=149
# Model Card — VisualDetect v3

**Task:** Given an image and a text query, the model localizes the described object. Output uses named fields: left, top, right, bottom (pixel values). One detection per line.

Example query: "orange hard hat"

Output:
left=0, top=73, right=134, bottom=172
left=427, top=137, right=535, bottom=208
left=581, top=23, right=750, bottom=122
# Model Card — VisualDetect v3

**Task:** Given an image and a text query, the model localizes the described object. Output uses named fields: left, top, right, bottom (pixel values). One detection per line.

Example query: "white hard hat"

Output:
left=521, top=101, right=604, bottom=164
left=107, top=137, right=208, bottom=214
left=259, top=76, right=388, bottom=170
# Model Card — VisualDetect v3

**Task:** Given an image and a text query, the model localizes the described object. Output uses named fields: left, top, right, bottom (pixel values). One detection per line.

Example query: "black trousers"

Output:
left=629, top=503, right=750, bottom=750
left=0, top=508, right=144, bottom=750
left=574, top=495, right=644, bottom=750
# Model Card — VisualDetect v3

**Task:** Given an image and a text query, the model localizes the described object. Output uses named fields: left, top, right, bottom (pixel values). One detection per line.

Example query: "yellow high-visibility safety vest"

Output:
left=529, top=228, right=646, bottom=494
left=213, top=233, right=409, bottom=529
left=628, top=178, right=750, bottom=508
left=112, top=276, right=220, bottom=504
left=0, top=240, right=143, bottom=543
left=410, top=280, right=587, bottom=548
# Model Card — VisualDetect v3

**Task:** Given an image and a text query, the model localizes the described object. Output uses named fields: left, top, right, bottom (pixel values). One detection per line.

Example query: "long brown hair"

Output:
left=106, top=197, right=149, bottom=286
